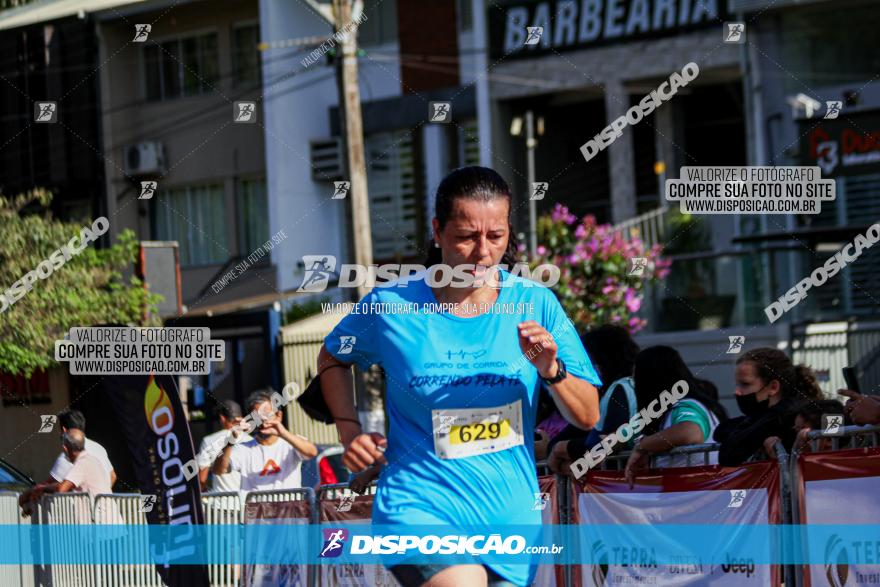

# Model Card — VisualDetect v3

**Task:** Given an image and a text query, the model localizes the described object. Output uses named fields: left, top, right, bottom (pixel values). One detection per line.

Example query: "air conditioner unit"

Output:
left=124, top=142, right=166, bottom=177
left=309, top=137, right=344, bottom=181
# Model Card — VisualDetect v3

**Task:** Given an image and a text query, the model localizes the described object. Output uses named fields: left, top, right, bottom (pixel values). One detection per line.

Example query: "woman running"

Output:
left=317, top=166, right=602, bottom=587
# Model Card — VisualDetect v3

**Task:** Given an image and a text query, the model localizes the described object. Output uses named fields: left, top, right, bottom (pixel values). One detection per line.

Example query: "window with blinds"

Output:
left=239, top=177, right=269, bottom=255
left=154, top=184, right=227, bottom=266
left=365, top=130, right=421, bottom=261
left=812, top=173, right=880, bottom=318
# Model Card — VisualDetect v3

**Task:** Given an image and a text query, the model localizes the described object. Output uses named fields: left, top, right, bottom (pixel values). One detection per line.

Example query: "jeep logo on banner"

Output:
left=488, top=0, right=729, bottom=59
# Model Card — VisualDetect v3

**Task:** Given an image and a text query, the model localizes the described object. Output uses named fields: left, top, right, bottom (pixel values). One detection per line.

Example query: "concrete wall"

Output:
left=0, top=368, right=70, bottom=481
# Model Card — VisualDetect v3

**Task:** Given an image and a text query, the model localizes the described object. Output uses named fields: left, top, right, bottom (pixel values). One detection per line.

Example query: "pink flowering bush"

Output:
left=521, top=204, right=671, bottom=333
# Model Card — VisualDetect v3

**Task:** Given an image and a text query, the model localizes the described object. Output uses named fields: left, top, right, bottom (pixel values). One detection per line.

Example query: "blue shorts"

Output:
left=389, top=563, right=519, bottom=587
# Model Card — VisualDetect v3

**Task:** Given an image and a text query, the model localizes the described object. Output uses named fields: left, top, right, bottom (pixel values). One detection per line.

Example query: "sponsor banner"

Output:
left=801, top=113, right=880, bottom=177
left=797, top=447, right=880, bottom=587
left=242, top=500, right=310, bottom=587
left=319, top=491, right=400, bottom=587
left=534, top=475, right=564, bottom=587
left=101, top=373, right=210, bottom=587
left=574, top=461, right=781, bottom=586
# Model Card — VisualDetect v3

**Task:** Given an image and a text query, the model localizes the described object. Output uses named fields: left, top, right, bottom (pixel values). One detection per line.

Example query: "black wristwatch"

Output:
left=540, top=358, right=568, bottom=385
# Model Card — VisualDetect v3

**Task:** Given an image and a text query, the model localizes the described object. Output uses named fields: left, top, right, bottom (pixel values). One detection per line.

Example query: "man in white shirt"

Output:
left=19, top=409, right=115, bottom=515
left=48, top=409, right=115, bottom=486
left=197, top=399, right=252, bottom=492
left=26, top=429, right=116, bottom=523
left=213, top=390, right=318, bottom=492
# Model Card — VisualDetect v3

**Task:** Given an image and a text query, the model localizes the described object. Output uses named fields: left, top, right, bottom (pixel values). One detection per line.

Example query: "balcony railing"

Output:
left=611, top=206, right=670, bottom=248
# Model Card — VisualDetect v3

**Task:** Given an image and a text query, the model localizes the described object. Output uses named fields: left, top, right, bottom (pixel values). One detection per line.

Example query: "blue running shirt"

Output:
left=325, top=269, right=601, bottom=586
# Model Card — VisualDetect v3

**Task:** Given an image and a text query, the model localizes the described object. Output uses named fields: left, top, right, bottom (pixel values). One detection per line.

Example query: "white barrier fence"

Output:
left=0, top=491, right=35, bottom=587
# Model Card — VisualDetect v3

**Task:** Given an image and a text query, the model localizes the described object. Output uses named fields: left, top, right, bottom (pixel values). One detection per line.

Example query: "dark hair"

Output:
left=736, top=347, right=823, bottom=401
left=215, top=399, right=243, bottom=421
left=244, top=390, right=276, bottom=414
left=58, top=409, right=86, bottom=432
left=696, top=378, right=719, bottom=402
left=634, top=346, right=728, bottom=435
left=423, top=166, right=520, bottom=267
left=797, top=399, right=845, bottom=429
left=581, top=324, right=640, bottom=387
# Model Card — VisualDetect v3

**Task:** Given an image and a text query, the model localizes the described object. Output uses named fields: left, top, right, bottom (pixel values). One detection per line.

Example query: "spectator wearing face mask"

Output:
left=715, top=348, right=823, bottom=466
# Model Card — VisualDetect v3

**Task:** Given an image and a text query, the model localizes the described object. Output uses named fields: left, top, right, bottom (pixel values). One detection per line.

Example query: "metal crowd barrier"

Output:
left=93, top=494, right=161, bottom=587
left=202, top=491, right=244, bottom=587
left=17, top=434, right=870, bottom=587
left=0, top=491, right=34, bottom=587
left=789, top=424, right=880, bottom=587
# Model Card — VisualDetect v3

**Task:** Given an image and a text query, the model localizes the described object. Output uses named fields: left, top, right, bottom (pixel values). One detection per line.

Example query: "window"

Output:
left=239, top=178, right=269, bottom=255
left=1, top=370, right=50, bottom=406
left=154, top=184, right=227, bottom=266
left=144, top=32, right=219, bottom=101
left=358, top=0, right=397, bottom=47
left=365, top=130, right=420, bottom=260
left=233, top=23, right=261, bottom=88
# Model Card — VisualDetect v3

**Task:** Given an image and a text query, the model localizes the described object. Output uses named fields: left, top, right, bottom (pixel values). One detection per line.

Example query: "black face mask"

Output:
left=736, top=393, right=770, bottom=416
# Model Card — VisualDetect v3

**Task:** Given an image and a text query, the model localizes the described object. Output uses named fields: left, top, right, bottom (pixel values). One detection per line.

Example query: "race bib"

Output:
left=432, top=400, right=524, bottom=460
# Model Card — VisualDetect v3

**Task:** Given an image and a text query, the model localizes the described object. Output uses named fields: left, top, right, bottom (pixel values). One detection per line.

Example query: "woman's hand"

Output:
left=763, top=436, right=782, bottom=457
left=624, top=448, right=650, bottom=489
left=548, top=440, right=573, bottom=476
left=343, top=432, right=388, bottom=473
left=517, top=321, right=558, bottom=378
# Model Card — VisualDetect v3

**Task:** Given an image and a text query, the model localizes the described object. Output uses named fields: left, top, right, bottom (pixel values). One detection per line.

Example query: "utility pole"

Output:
left=331, top=0, right=380, bottom=430
left=332, top=0, right=373, bottom=301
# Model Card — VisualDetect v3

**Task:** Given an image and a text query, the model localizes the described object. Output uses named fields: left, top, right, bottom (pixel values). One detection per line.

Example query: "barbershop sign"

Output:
left=489, top=0, right=729, bottom=58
